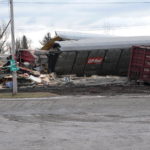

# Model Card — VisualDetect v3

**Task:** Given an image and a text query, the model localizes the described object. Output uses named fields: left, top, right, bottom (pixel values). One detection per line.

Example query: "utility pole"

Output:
left=9, top=0, right=18, bottom=94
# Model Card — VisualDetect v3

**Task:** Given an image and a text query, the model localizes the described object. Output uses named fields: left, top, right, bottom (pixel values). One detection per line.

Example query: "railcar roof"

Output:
left=56, top=36, right=150, bottom=51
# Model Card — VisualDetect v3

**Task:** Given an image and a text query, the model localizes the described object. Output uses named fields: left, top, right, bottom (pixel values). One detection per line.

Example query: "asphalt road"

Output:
left=0, top=95, right=150, bottom=150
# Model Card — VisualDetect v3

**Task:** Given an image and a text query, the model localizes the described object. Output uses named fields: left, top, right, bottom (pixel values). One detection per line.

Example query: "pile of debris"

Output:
left=0, top=48, right=129, bottom=89
left=0, top=60, right=128, bottom=89
left=0, top=51, right=52, bottom=88
left=0, top=53, right=74, bottom=88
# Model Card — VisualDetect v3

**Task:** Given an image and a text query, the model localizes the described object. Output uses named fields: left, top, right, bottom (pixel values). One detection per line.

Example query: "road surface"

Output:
left=0, top=95, right=150, bottom=150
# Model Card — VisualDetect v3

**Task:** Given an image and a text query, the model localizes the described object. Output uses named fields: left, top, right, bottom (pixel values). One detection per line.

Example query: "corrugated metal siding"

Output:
left=48, top=48, right=131, bottom=76
left=72, top=51, right=89, bottom=76
left=55, top=52, right=76, bottom=74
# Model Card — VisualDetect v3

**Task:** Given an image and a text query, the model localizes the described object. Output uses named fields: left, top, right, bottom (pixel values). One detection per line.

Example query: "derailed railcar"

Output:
left=48, top=36, right=150, bottom=76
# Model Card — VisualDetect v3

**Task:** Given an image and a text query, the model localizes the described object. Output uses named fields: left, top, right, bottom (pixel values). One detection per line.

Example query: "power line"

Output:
left=14, top=24, right=150, bottom=32
left=1, top=1, right=150, bottom=5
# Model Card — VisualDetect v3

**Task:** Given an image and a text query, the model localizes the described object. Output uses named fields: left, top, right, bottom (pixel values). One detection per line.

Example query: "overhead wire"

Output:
left=1, top=1, right=150, bottom=5
left=1, top=0, right=150, bottom=36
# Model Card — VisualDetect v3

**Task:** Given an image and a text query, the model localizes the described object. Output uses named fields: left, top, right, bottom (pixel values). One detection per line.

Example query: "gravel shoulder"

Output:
left=0, top=95, right=150, bottom=150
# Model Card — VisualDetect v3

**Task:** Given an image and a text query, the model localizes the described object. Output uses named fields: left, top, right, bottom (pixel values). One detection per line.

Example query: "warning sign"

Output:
left=87, top=57, right=104, bottom=64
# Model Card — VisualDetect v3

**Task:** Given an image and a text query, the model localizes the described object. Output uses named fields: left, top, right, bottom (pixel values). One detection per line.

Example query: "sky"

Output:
left=1, top=0, right=150, bottom=48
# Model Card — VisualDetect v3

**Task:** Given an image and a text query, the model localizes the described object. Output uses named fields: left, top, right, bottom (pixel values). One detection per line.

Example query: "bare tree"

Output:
left=0, top=22, right=10, bottom=53
left=15, top=38, right=21, bottom=50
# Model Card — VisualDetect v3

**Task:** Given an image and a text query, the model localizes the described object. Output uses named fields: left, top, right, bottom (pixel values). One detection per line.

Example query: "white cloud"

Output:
left=1, top=0, right=150, bottom=48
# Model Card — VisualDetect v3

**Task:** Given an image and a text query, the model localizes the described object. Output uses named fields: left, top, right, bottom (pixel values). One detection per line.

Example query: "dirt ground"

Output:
left=16, top=84, right=150, bottom=96
left=0, top=76, right=150, bottom=96
left=0, top=95, right=150, bottom=150
left=0, top=76, right=150, bottom=149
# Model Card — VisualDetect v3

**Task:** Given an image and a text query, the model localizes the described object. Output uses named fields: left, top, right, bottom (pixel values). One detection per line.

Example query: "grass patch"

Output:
left=0, top=92, right=58, bottom=98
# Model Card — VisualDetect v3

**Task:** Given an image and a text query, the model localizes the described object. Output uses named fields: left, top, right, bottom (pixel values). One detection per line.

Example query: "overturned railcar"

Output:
left=48, top=36, right=150, bottom=76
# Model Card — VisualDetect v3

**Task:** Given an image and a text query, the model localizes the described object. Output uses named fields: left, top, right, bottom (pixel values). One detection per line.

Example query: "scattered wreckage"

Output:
left=0, top=51, right=49, bottom=88
left=1, top=35, right=150, bottom=88
left=47, top=36, right=150, bottom=76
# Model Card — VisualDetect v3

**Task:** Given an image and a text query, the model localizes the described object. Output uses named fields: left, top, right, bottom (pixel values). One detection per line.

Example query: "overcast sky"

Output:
left=1, top=0, right=150, bottom=48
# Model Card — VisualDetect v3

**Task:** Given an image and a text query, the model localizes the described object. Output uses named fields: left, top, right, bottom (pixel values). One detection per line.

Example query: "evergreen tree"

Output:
left=21, top=35, right=28, bottom=49
left=16, top=35, right=30, bottom=50
left=40, top=32, right=51, bottom=46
